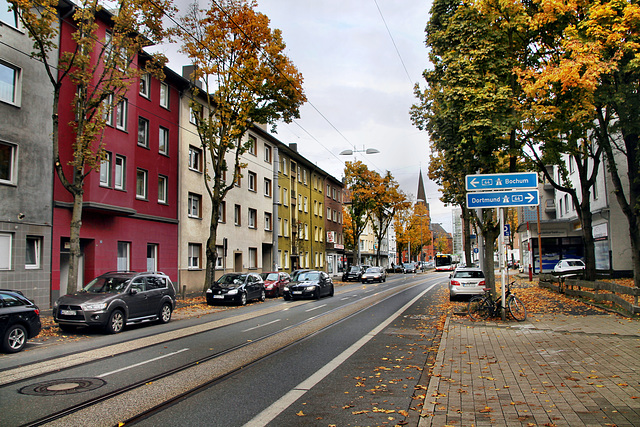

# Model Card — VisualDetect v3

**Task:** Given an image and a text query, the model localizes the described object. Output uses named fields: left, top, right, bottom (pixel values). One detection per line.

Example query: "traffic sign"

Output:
left=466, top=172, right=537, bottom=191
left=504, top=224, right=511, bottom=237
left=467, top=189, right=539, bottom=209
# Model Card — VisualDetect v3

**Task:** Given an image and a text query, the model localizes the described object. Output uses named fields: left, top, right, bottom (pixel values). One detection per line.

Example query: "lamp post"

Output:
left=339, top=147, right=381, bottom=156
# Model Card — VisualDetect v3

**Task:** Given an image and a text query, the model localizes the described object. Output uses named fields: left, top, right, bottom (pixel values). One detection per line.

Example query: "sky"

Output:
left=158, top=0, right=453, bottom=232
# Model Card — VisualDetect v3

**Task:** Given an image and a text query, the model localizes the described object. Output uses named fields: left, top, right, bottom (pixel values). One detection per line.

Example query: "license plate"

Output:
left=293, top=291, right=303, bottom=295
left=462, top=283, right=474, bottom=287
left=213, top=295, right=224, bottom=299
left=60, top=309, right=76, bottom=315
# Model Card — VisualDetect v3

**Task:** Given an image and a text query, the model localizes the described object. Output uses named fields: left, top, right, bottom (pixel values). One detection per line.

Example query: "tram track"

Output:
left=13, top=278, right=436, bottom=427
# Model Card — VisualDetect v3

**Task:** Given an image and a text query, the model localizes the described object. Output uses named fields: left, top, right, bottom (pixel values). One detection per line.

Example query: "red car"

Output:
left=259, top=272, right=291, bottom=298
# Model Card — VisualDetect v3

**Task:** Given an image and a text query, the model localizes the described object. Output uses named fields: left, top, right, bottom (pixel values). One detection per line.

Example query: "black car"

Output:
left=342, top=265, right=367, bottom=282
left=0, top=289, right=42, bottom=353
left=283, top=270, right=334, bottom=300
left=206, top=273, right=266, bottom=306
left=53, top=271, right=177, bottom=334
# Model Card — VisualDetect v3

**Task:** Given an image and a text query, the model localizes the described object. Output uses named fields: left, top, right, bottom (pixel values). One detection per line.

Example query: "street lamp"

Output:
left=339, top=147, right=381, bottom=156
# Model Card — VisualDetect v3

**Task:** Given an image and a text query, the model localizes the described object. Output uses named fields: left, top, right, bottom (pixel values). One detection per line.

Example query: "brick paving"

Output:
left=419, top=313, right=640, bottom=427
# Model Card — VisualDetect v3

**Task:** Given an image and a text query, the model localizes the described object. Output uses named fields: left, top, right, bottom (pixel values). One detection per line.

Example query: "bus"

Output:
left=435, top=253, right=455, bottom=271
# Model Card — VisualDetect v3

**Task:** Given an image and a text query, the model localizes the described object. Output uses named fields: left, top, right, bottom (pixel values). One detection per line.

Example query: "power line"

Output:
left=372, top=0, right=414, bottom=86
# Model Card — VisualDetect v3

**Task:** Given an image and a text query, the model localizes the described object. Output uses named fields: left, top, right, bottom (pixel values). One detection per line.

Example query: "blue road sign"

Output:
left=466, top=172, right=538, bottom=191
left=467, top=190, right=539, bottom=209
left=504, top=224, right=511, bottom=237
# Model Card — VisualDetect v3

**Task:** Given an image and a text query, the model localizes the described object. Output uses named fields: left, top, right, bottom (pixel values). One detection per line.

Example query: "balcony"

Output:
left=544, top=198, right=556, bottom=213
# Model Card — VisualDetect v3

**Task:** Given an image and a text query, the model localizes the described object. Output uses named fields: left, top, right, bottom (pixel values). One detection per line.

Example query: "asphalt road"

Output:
left=0, top=271, right=450, bottom=427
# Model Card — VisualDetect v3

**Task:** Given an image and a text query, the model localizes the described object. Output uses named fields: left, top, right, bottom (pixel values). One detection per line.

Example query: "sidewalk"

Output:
left=419, top=313, right=640, bottom=427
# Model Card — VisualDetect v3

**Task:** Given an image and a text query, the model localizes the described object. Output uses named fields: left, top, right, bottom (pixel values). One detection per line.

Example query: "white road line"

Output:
left=242, top=319, right=282, bottom=332
left=244, top=282, right=438, bottom=427
left=97, top=348, right=189, bottom=378
left=305, top=304, right=327, bottom=312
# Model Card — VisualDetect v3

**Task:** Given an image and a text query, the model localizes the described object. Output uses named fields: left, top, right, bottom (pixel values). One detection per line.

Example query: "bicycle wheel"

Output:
left=508, top=295, right=527, bottom=321
left=468, top=296, right=491, bottom=320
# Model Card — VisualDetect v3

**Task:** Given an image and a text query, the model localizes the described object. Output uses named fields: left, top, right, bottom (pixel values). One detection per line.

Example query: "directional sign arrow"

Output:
left=469, top=178, right=479, bottom=188
left=467, top=189, right=539, bottom=209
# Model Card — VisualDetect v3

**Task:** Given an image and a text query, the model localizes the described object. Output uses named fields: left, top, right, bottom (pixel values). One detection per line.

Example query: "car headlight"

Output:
left=283, top=286, right=289, bottom=292
left=83, top=302, right=107, bottom=311
left=305, top=285, right=316, bottom=291
left=206, top=289, right=212, bottom=293
left=227, top=289, right=238, bottom=295
left=53, top=300, right=59, bottom=309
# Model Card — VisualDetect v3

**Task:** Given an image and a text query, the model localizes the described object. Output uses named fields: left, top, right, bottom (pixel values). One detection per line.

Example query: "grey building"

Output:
left=0, top=1, right=56, bottom=307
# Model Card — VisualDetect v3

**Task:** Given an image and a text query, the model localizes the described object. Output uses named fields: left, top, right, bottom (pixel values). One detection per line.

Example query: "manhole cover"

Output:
left=19, top=378, right=106, bottom=396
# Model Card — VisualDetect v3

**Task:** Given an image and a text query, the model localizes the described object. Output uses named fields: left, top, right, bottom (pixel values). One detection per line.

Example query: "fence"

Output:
left=539, top=273, right=640, bottom=315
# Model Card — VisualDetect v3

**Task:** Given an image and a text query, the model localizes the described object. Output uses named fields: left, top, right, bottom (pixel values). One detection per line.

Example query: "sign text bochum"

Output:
left=466, top=172, right=538, bottom=191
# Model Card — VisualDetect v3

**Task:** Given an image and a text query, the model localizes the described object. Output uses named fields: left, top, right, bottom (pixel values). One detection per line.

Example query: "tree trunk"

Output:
left=578, top=202, right=597, bottom=281
left=462, top=207, right=472, bottom=266
left=66, top=190, right=83, bottom=295
left=204, top=219, right=219, bottom=292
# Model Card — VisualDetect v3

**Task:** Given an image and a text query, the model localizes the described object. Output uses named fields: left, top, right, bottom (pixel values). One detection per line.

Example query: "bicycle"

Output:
left=468, top=281, right=527, bottom=321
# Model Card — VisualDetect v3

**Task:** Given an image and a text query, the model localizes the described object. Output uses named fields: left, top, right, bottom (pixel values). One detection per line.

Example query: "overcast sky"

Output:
left=160, top=0, right=453, bottom=232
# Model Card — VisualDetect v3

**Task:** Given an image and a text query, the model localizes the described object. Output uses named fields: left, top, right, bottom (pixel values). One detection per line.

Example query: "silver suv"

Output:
left=53, top=271, right=176, bottom=334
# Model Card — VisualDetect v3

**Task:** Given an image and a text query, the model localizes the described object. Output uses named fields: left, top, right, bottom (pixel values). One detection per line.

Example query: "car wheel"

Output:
left=260, top=290, right=266, bottom=302
left=283, top=294, right=291, bottom=301
left=239, top=292, right=247, bottom=306
left=328, top=285, right=334, bottom=297
left=105, top=310, right=125, bottom=334
left=314, top=289, right=320, bottom=299
left=2, top=324, right=27, bottom=353
left=158, top=303, right=172, bottom=324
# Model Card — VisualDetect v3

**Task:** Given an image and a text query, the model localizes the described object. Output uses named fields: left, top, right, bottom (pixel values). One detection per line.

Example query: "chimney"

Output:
left=182, top=65, right=202, bottom=89
left=289, top=143, right=298, bottom=152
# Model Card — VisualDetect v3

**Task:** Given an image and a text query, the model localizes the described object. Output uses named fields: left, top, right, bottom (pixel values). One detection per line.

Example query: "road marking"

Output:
left=242, top=319, right=282, bottom=332
left=97, top=348, right=189, bottom=378
left=245, top=282, right=439, bottom=427
left=305, top=304, right=327, bottom=312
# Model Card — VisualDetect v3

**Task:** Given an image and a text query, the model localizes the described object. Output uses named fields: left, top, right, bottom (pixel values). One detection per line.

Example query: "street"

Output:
left=0, top=272, right=450, bottom=426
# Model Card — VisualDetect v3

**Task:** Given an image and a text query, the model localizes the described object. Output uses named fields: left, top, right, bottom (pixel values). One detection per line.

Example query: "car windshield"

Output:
left=261, top=273, right=279, bottom=281
left=567, top=261, right=584, bottom=267
left=349, top=266, right=360, bottom=273
left=454, top=270, right=484, bottom=279
left=216, top=274, right=246, bottom=287
left=366, top=267, right=379, bottom=273
left=294, top=271, right=320, bottom=281
left=82, top=276, right=130, bottom=293
left=403, top=263, right=413, bottom=268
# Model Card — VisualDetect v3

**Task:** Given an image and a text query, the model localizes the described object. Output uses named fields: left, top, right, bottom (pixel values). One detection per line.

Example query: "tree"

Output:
left=368, top=172, right=409, bottom=266
left=343, top=161, right=379, bottom=265
left=176, top=0, right=306, bottom=289
left=393, top=202, right=431, bottom=263
left=10, top=0, right=173, bottom=294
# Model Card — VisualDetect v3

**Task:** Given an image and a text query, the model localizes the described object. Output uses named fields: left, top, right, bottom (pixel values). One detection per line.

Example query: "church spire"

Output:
left=417, top=170, right=428, bottom=207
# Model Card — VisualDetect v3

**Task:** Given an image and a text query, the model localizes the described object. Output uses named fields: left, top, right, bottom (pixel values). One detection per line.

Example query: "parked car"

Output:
left=54, top=271, right=176, bottom=334
left=0, top=289, right=42, bottom=353
left=448, top=267, right=486, bottom=300
left=402, top=262, right=417, bottom=274
left=259, top=272, right=290, bottom=298
left=283, top=270, right=334, bottom=300
left=361, top=267, right=387, bottom=283
left=342, top=265, right=366, bottom=282
left=552, top=259, right=586, bottom=277
left=206, top=273, right=265, bottom=306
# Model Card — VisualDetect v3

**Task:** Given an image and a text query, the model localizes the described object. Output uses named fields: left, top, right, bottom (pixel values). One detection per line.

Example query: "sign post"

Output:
left=466, top=172, right=539, bottom=320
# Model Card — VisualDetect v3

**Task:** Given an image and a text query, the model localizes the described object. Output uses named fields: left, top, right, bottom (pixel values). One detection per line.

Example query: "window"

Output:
left=248, top=171, right=257, bottom=192
left=117, top=241, right=130, bottom=271
left=564, top=194, right=569, bottom=213
left=100, top=152, right=112, bottom=187
left=234, top=166, right=242, bottom=187
left=327, top=207, right=332, bottom=220
left=264, top=144, right=272, bottom=163
left=283, top=218, right=289, bottom=237
left=319, top=202, right=322, bottom=217
left=333, top=209, right=338, bottom=222
left=319, top=227, right=323, bottom=242
left=0, top=141, right=17, bottom=184
left=332, top=188, right=337, bottom=200
left=147, top=243, right=158, bottom=271
left=304, top=197, right=308, bottom=213
left=264, top=178, right=272, bottom=197
left=249, top=247, right=257, bottom=269
left=234, top=204, right=241, bottom=226
left=283, top=188, right=288, bottom=206
left=218, top=201, right=226, bottom=223
left=25, top=236, right=42, bottom=269
left=158, top=175, right=168, bottom=204
left=0, top=233, right=10, bottom=270
left=284, top=250, right=289, bottom=269
left=189, top=106, right=201, bottom=125
left=136, top=169, right=148, bottom=199
left=593, top=179, right=598, bottom=200
left=159, top=126, right=169, bottom=155
left=102, top=94, right=113, bottom=126
left=264, top=212, right=272, bottom=231
left=139, top=73, right=150, bottom=98
left=327, top=184, right=331, bottom=194
left=314, top=200, right=318, bottom=216
left=188, top=243, right=201, bottom=269
left=314, top=226, right=318, bottom=242
left=248, top=208, right=257, bottom=229
left=298, top=194, right=302, bottom=212
left=188, top=193, right=201, bottom=218
left=115, top=98, right=127, bottom=130
left=215, top=246, right=224, bottom=269
left=281, top=158, right=288, bottom=175
left=303, top=169, right=307, bottom=184
left=304, top=223, right=309, bottom=240
left=248, top=134, right=257, bottom=156
left=0, top=0, right=19, bottom=27
left=160, top=82, right=169, bottom=108
left=115, top=155, right=125, bottom=190
left=0, top=61, right=20, bottom=106
left=297, top=166, right=302, bottom=183
left=138, top=117, right=149, bottom=147
left=278, top=217, right=282, bottom=236
left=188, top=146, right=202, bottom=172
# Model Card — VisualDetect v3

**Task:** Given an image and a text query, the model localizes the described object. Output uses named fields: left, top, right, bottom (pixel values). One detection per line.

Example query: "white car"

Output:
left=552, top=259, right=585, bottom=277
left=449, top=267, right=485, bottom=300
